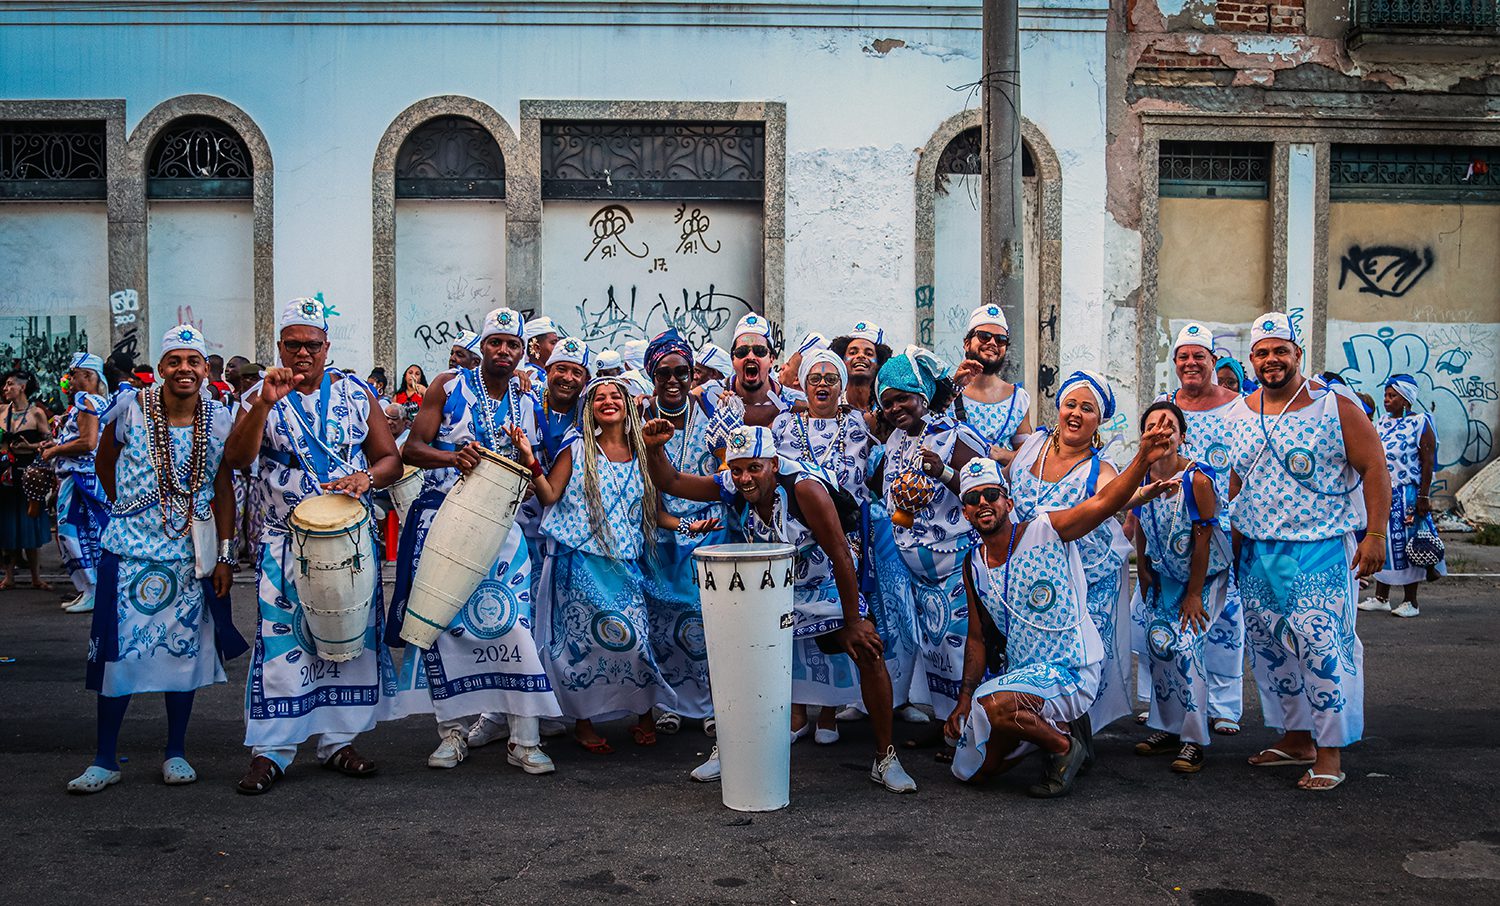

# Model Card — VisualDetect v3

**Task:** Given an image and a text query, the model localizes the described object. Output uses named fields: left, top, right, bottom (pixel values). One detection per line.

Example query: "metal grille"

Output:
left=934, top=127, right=1036, bottom=195
left=395, top=116, right=505, bottom=199
left=1331, top=144, right=1500, bottom=202
left=541, top=121, right=764, bottom=200
left=0, top=120, right=107, bottom=200
left=1354, top=0, right=1499, bottom=28
left=147, top=116, right=252, bottom=199
left=1159, top=141, right=1270, bottom=199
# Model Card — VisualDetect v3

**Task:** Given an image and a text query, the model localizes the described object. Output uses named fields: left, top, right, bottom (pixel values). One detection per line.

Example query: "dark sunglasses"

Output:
left=961, top=487, right=1005, bottom=507
left=653, top=365, right=693, bottom=383
left=970, top=329, right=1009, bottom=346
left=281, top=340, right=326, bottom=355
left=732, top=344, right=770, bottom=359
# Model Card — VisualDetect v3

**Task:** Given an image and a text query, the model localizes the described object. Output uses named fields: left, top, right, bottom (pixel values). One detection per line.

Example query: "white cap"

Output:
left=480, top=307, right=525, bottom=340
left=280, top=296, right=329, bottom=333
left=967, top=304, right=1008, bottom=335
left=525, top=316, right=560, bottom=340
left=160, top=324, right=209, bottom=358
left=1250, top=312, right=1298, bottom=348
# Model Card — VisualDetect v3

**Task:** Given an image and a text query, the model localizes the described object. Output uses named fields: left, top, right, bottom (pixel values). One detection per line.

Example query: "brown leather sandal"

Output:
left=236, top=755, right=283, bottom=795
left=324, top=745, right=378, bottom=777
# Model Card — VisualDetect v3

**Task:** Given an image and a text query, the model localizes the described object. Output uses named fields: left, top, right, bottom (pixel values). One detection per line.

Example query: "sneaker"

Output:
left=427, top=728, right=468, bottom=768
left=506, top=742, right=556, bottom=775
left=835, top=705, right=868, bottom=722
left=1135, top=731, right=1180, bottom=756
left=1027, top=735, right=1088, bottom=799
left=60, top=591, right=85, bottom=611
left=690, top=746, right=722, bottom=783
left=466, top=715, right=509, bottom=748
left=896, top=704, right=931, bottom=724
left=64, top=596, right=94, bottom=614
left=540, top=719, right=568, bottom=738
left=1358, top=596, right=1391, bottom=612
left=1171, top=743, right=1205, bottom=774
left=1391, top=602, right=1421, bottom=618
left=814, top=727, right=840, bottom=745
left=870, top=746, right=918, bottom=793
left=66, top=765, right=121, bottom=794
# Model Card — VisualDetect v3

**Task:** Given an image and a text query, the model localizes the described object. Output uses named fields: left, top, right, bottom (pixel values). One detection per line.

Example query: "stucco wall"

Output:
left=146, top=200, right=254, bottom=362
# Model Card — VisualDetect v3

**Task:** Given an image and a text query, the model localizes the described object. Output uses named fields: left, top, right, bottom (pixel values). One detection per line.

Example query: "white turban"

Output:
left=797, top=348, right=847, bottom=390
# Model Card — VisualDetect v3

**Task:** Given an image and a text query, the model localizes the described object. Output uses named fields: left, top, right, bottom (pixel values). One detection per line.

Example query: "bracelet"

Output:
left=218, top=539, right=235, bottom=560
left=940, top=465, right=955, bottom=484
left=216, top=554, right=236, bottom=566
left=1365, top=531, right=1387, bottom=541
left=528, top=459, right=544, bottom=478
left=360, top=466, right=377, bottom=489
left=675, top=521, right=697, bottom=539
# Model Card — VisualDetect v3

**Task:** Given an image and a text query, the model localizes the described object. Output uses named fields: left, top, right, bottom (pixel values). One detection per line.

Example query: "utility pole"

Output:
left=982, top=0, right=1025, bottom=383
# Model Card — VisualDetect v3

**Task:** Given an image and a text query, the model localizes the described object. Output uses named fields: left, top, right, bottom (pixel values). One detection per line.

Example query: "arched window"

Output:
left=934, top=126, right=1035, bottom=196
left=147, top=115, right=252, bottom=199
left=395, top=116, right=505, bottom=198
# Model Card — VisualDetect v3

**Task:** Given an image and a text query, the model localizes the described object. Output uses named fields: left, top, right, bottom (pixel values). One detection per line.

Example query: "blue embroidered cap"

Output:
left=848, top=321, right=885, bottom=346
left=480, top=307, right=526, bottom=340
left=280, top=296, right=329, bottom=333
left=160, top=324, right=208, bottom=358
left=967, top=304, right=1009, bottom=335
left=1250, top=311, right=1298, bottom=348
left=959, top=457, right=1007, bottom=495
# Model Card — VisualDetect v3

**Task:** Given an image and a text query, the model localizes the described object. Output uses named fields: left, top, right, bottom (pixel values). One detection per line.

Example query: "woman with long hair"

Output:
left=39, top=354, right=111, bottom=613
left=393, top=364, right=427, bottom=407
left=0, top=369, right=53, bottom=589
left=517, top=376, right=676, bottom=753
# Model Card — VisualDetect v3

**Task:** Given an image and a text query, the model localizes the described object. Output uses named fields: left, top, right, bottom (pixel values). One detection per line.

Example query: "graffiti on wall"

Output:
left=1338, top=245, right=1435, bottom=299
left=574, top=284, right=755, bottom=351
left=1336, top=323, right=1496, bottom=469
left=110, top=289, right=140, bottom=361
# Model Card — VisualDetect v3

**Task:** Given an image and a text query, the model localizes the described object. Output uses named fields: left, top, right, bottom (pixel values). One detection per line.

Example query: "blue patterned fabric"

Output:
left=955, top=387, right=1031, bottom=454
left=541, top=437, right=647, bottom=559
left=56, top=471, right=108, bottom=594
left=52, top=391, right=106, bottom=474
left=254, top=369, right=373, bottom=539
left=642, top=524, right=725, bottom=719
left=1374, top=414, right=1444, bottom=585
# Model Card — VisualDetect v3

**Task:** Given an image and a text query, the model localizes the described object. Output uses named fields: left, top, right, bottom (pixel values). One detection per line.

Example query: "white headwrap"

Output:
left=697, top=343, right=732, bottom=376
left=160, top=324, right=209, bottom=359
left=525, top=316, right=560, bottom=340
left=480, top=307, right=525, bottom=340
left=724, top=425, right=777, bottom=463
left=547, top=336, right=591, bottom=371
left=847, top=321, right=885, bottom=346
left=966, top=304, right=1009, bottom=336
left=1170, top=321, right=1214, bottom=358
left=68, top=351, right=106, bottom=385
left=1250, top=311, right=1298, bottom=348
left=958, top=457, right=1006, bottom=495
left=621, top=338, right=649, bottom=371
left=795, top=331, right=829, bottom=356
left=797, top=348, right=847, bottom=391
left=451, top=330, right=481, bottom=353
left=733, top=313, right=772, bottom=343
left=1387, top=374, right=1421, bottom=407
left=595, top=349, right=624, bottom=371
left=280, top=296, right=329, bottom=333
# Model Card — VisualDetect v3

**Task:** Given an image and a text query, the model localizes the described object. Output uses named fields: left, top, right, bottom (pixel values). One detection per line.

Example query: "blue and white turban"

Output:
left=1387, top=373, right=1421, bottom=408
left=548, top=336, right=592, bottom=371
left=645, top=329, right=693, bottom=376
left=724, top=425, right=777, bottom=463
left=697, top=343, right=731, bottom=376
left=798, top=348, right=847, bottom=390
left=795, top=331, right=829, bottom=356
left=959, top=457, right=1006, bottom=496
left=451, top=330, right=481, bottom=354
left=525, top=316, right=560, bottom=340
left=1056, top=370, right=1116, bottom=421
left=161, top=324, right=208, bottom=359
left=848, top=321, right=885, bottom=346
left=1250, top=311, right=1298, bottom=348
left=967, top=304, right=1008, bottom=335
left=1171, top=321, right=1214, bottom=358
left=280, top=296, right=329, bottom=333
left=595, top=349, right=624, bottom=372
left=480, top=307, right=525, bottom=341
left=68, top=352, right=106, bottom=385
left=876, top=345, right=952, bottom=406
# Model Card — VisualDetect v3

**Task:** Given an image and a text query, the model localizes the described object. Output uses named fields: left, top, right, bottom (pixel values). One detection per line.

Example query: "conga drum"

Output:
left=692, top=542, right=797, bottom=812
left=288, top=493, right=376, bottom=662
left=388, top=465, right=423, bottom=524
left=399, top=447, right=532, bottom=649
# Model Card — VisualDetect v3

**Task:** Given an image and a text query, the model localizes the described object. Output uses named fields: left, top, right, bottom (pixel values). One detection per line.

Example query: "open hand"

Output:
left=321, top=471, right=371, bottom=497
left=1179, top=595, right=1208, bottom=634
left=953, top=359, right=984, bottom=386
left=841, top=617, right=885, bottom=661
left=508, top=428, right=535, bottom=467
left=1139, top=476, right=1182, bottom=505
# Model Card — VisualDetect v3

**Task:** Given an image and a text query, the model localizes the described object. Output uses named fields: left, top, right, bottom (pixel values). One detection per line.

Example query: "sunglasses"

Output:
left=961, top=487, right=1005, bottom=507
left=971, top=329, right=1009, bottom=346
left=653, top=365, right=693, bottom=383
left=732, top=344, right=770, bottom=359
left=804, top=372, right=842, bottom=387
left=281, top=340, right=326, bottom=355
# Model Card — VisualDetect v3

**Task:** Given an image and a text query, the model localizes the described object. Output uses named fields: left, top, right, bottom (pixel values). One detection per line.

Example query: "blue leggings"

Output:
left=93, top=691, right=196, bottom=770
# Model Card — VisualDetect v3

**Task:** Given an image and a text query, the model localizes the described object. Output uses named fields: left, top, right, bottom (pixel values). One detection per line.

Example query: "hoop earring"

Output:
left=1091, top=430, right=1103, bottom=449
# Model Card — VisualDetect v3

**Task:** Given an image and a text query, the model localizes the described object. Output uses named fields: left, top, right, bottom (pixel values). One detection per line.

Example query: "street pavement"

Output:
left=3, top=543, right=1499, bottom=905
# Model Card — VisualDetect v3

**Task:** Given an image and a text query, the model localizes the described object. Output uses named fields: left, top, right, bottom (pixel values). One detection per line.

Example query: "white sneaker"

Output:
left=61, top=591, right=85, bottom=611
left=814, top=727, right=840, bottom=745
left=506, top=742, right=556, bottom=775
left=466, top=715, right=509, bottom=748
left=1391, top=602, right=1421, bottom=618
left=690, top=746, right=722, bottom=783
left=540, top=719, right=568, bottom=738
left=1358, top=597, right=1391, bottom=612
left=870, top=746, right=917, bottom=793
left=427, top=728, right=468, bottom=768
left=64, top=596, right=94, bottom=614
left=897, top=704, right=931, bottom=724
left=835, top=705, right=868, bottom=722
left=67, top=765, right=121, bottom=794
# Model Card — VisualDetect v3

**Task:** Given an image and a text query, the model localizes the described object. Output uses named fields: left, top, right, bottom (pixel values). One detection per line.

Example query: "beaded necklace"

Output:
left=142, top=385, right=209, bottom=539
left=474, top=368, right=519, bottom=452
left=652, top=397, right=696, bottom=472
left=791, top=410, right=847, bottom=473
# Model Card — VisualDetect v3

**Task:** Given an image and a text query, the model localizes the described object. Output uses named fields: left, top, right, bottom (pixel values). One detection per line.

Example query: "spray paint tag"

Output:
left=779, top=613, right=794, bottom=630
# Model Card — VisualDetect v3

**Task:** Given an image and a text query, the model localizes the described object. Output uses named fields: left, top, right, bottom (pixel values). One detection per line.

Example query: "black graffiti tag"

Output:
left=585, top=204, right=649, bottom=262
left=1339, top=245, right=1434, bottom=298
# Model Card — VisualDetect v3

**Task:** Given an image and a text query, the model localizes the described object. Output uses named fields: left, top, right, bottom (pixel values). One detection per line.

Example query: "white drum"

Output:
left=692, top=542, right=796, bottom=812
left=399, top=447, right=532, bottom=649
left=388, top=465, right=423, bottom=524
left=288, top=493, right=376, bottom=663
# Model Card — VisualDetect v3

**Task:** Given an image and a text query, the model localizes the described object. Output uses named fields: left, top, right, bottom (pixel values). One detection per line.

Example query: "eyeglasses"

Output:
left=961, top=487, right=1005, bottom=507
left=732, top=344, right=770, bottom=359
left=281, top=340, right=326, bottom=355
left=970, top=329, right=1009, bottom=347
left=653, top=365, right=693, bottom=383
left=804, top=373, right=842, bottom=387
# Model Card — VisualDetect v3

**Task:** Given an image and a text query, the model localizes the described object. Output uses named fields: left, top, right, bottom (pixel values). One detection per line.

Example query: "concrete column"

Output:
left=1284, top=142, right=1319, bottom=367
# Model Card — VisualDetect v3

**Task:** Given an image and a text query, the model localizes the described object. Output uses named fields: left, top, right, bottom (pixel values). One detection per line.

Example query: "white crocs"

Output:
left=67, top=765, right=121, bottom=794
left=871, top=746, right=917, bottom=793
left=162, top=756, right=197, bottom=785
left=897, top=704, right=931, bottom=724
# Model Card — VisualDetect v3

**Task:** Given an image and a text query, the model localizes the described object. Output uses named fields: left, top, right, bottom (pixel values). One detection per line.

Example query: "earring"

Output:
left=1092, top=430, right=1103, bottom=449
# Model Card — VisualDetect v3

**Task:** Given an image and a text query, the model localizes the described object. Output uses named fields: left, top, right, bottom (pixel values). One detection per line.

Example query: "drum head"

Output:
left=290, top=493, right=366, bottom=532
left=473, top=446, right=531, bottom=479
left=693, top=542, right=796, bottom=562
left=393, top=465, right=420, bottom=485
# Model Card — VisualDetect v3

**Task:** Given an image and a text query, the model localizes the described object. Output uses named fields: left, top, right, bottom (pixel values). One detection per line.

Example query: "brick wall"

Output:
left=1214, top=0, right=1306, bottom=34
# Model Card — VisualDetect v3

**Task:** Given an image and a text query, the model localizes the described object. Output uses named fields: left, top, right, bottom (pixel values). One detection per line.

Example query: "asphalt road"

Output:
left=4, top=543, right=1499, bottom=905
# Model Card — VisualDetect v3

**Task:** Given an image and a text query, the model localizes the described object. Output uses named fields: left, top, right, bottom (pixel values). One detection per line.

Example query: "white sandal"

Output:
left=162, top=757, right=197, bottom=785
left=1301, top=769, right=1346, bottom=791
left=67, top=765, right=121, bottom=794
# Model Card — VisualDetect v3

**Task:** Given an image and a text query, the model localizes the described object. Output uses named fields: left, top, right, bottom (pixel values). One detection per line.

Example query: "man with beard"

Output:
left=951, top=305, right=1032, bottom=466
left=829, top=321, right=892, bottom=436
left=946, top=430, right=1176, bottom=797
left=643, top=423, right=917, bottom=793
left=448, top=331, right=481, bottom=372
left=1227, top=311, right=1390, bottom=791
left=389, top=307, right=560, bottom=774
left=699, top=314, right=802, bottom=460
left=224, top=297, right=403, bottom=795
left=1156, top=322, right=1246, bottom=736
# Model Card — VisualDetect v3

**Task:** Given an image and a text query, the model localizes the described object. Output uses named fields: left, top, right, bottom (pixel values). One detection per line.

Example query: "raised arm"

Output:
left=224, top=367, right=295, bottom=469
left=402, top=374, right=461, bottom=470
left=1051, top=422, right=1174, bottom=542
left=640, top=418, right=721, bottom=503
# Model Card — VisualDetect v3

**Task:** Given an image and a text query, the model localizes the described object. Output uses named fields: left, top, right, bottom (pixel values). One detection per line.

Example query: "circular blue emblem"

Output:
left=462, top=579, right=520, bottom=641
left=130, top=564, right=179, bottom=615
left=1263, top=319, right=1276, bottom=330
left=178, top=329, right=194, bottom=342
left=675, top=612, right=708, bottom=661
left=1284, top=447, right=1315, bottom=480
left=1026, top=580, right=1058, bottom=614
left=292, top=609, right=318, bottom=655
left=1170, top=528, right=1193, bottom=558
left=1205, top=441, right=1231, bottom=471
left=1147, top=619, right=1178, bottom=661
left=916, top=586, right=948, bottom=645
left=591, top=611, right=637, bottom=652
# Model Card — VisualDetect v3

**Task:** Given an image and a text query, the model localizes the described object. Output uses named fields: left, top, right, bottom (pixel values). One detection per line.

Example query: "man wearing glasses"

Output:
left=700, top=313, right=803, bottom=461
left=951, top=305, right=1033, bottom=467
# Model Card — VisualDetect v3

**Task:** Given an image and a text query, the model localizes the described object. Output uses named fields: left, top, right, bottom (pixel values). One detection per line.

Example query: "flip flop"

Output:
left=630, top=724, right=657, bottom=747
left=1248, top=747, right=1315, bottom=767
left=1211, top=718, right=1241, bottom=736
left=1300, top=770, right=1346, bottom=791
left=576, top=735, right=613, bottom=755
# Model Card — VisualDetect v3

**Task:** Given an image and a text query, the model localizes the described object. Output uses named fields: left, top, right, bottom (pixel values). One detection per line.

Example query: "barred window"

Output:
left=1331, top=144, right=1500, bottom=203
left=1158, top=140, right=1271, bottom=199
left=540, top=121, right=764, bottom=200
left=0, top=120, right=107, bottom=200
left=147, top=116, right=253, bottom=199
left=395, top=116, right=505, bottom=199
left=934, top=127, right=1035, bottom=196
